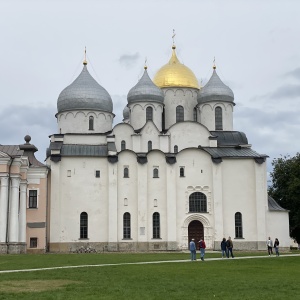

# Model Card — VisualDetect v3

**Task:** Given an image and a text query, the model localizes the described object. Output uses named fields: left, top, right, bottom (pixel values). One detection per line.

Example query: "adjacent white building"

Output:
left=46, top=44, right=290, bottom=252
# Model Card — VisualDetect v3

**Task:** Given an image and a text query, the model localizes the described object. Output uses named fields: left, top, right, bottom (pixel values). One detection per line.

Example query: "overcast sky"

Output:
left=0, top=0, right=299, bottom=179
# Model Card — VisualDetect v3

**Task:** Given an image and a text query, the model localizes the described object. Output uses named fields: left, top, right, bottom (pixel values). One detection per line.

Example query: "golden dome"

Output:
left=153, top=46, right=199, bottom=89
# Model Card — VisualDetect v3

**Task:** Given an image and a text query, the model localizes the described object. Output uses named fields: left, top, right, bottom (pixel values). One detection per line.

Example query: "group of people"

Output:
left=221, top=237, right=234, bottom=258
left=190, top=236, right=281, bottom=260
left=267, top=237, right=280, bottom=256
left=189, top=238, right=206, bottom=261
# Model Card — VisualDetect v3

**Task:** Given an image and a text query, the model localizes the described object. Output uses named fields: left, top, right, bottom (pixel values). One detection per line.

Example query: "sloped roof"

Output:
left=268, top=195, right=288, bottom=211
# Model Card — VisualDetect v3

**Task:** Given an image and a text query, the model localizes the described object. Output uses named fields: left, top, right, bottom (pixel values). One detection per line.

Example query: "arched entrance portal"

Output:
left=188, top=220, right=204, bottom=248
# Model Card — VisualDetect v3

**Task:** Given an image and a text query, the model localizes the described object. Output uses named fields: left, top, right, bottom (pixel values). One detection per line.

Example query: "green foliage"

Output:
left=269, top=153, right=300, bottom=242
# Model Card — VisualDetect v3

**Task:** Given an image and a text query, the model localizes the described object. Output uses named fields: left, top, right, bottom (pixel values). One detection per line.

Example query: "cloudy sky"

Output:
left=1, top=0, right=300, bottom=178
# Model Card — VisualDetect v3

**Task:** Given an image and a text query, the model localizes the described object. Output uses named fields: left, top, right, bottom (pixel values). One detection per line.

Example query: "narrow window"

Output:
left=176, top=105, right=184, bottom=122
left=148, top=141, right=152, bottom=151
left=89, top=116, right=94, bottom=130
left=123, top=212, right=131, bottom=239
left=180, top=167, right=185, bottom=177
left=80, top=212, right=88, bottom=239
left=193, top=107, right=197, bottom=122
left=174, top=145, right=178, bottom=153
left=121, top=140, right=126, bottom=151
left=95, top=170, right=100, bottom=178
left=189, top=192, right=207, bottom=212
left=153, top=212, right=160, bottom=239
left=154, top=199, right=158, bottom=207
left=124, top=198, right=128, bottom=206
left=29, top=190, right=37, bottom=208
left=30, top=237, right=37, bottom=248
left=235, top=212, right=243, bottom=238
left=153, top=168, right=159, bottom=178
left=146, top=106, right=153, bottom=121
left=67, top=170, right=71, bottom=177
left=124, top=167, right=129, bottom=178
left=215, top=106, right=223, bottom=130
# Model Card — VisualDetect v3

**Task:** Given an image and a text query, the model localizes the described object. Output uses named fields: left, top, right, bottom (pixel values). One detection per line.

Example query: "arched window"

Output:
left=180, top=167, right=185, bottom=177
left=235, top=212, right=243, bottom=238
left=146, top=106, right=153, bottom=121
left=153, top=168, right=159, bottom=178
left=215, top=106, right=223, bottom=130
left=89, top=116, right=94, bottom=130
left=123, top=212, right=131, bottom=239
left=148, top=141, right=152, bottom=151
left=124, top=167, right=129, bottom=178
left=176, top=105, right=184, bottom=122
left=80, top=212, right=88, bottom=239
left=153, top=212, right=160, bottom=239
left=193, top=107, right=197, bottom=122
left=189, top=192, right=207, bottom=212
left=174, top=145, right=178, bottom=153
left=121, top=140, right=126, bottom=151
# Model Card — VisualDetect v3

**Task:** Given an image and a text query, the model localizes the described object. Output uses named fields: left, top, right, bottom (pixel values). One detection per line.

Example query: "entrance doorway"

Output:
left=188, top=220, right=204, bottom=249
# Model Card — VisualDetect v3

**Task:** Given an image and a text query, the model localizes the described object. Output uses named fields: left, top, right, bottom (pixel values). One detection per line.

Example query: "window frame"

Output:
left=235, top=212, right=243, bottom=238
left=146, top=106, right=153, bottom=121
left=215, top=106, right=223, bottom=130
left=123, top=212, right=131, bottom=239
left=176, top=105, right=184, bottom=122
left=89, top=116, right=94, bottom=130
left=153, top=168, right=159, bottom=178
left=148, top=141, right=152, bottom=151
left=180, top=167, right=185, bottom=177
left=153, top=212, right=160, bottom=239
left=28, top=190, right=38, bottom=209
left=30, top=237, right=38, bottom=248
left=121, top=140, right=126, bottom=151
left=80, top=212, right=88, bottom=239
left=124, top=167, right=129, bottom=178
left=189, top=192, right=207, bottom=213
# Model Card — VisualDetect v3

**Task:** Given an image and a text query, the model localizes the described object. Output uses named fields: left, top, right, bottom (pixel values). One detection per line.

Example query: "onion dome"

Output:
left=197, top=67, right=234, bottom=104
left=127, top=67, right=164, bottom=104
left=57, top=62, right=113, bottom=114
left=153, top=45, right=199, bottom=89
left=123, top=105, right=130, bottom=120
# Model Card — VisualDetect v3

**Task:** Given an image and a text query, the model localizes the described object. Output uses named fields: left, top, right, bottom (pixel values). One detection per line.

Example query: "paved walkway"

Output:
left=0, top=254, right=299, bottom=274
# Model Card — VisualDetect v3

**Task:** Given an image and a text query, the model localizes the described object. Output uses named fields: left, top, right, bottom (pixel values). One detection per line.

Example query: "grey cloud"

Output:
left=269, top=84, right=300, bottom=99
left=118, top=53, right=140, bottom=68
left=285, top=67, right=300, bottom=80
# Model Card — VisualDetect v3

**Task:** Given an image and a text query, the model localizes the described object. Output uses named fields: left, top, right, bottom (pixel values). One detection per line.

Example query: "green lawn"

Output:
left=0, top=252, right=299, bottom=299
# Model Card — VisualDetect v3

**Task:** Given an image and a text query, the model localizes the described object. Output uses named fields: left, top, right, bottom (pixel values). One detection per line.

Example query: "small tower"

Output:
left=127, top=64, right=164, bottom=131
left=197, top=63, right=235, bottom=131
left=56, top=50, right=114, bottom=134
left=153, top=39, right=199, bottom=129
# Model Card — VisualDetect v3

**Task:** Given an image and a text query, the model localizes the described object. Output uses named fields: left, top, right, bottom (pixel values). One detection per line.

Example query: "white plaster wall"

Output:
left=113, top=123, right=135, bottom=152
left=117, top=152, right=138, bottom=241
left=221, top=159, right=258, bottom=242
left=57, top=110, right=113, bottom=134
left=169, top=122, right=211, bottom=152
left=266, top=211, right=290, bottom=248
left=163, top=88, right=198, bottom=129
left=49, top=157, right=109, bottom=243
left=140, top=122, right=160, bottom=152
left=199, top=102, right=234, bottom=131
left=63, top=135, right=107, bottom=145
left=128, top=102, right=163, bottom=131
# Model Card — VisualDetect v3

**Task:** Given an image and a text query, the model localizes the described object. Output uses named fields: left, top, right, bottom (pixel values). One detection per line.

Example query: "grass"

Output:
left=0, top=251, right=299, bottom=299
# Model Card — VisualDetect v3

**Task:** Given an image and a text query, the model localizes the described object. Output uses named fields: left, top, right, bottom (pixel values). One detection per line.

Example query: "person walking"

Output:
left=199, top=239, right=206, bottom=261
left=221, top=238, right=227, bottom=258
left=226, top=236, right=234, bottom=258
left=274, top=238, right=280, bottom=256
left=267, top=237, right=273, bottom=256
left=190, top=239, right=196, bottom=261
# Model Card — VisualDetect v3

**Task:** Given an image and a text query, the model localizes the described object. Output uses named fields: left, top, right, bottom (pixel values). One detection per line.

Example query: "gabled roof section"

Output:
left=210, top=131, right=248, bottom=146
left=202, top=147, right=267, bottom=159
left=0, top=145, right=23, bottom=157
left=268, top=195, right=288, bottom=212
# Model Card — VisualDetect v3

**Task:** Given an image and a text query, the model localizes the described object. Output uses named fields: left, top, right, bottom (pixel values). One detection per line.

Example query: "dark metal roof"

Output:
left=61, top=145, right=108, bottom=157
left=268, top=196, right=288, bottom=212
left=210, top=131, right=248, bottom=146
left=202, top=147, right=266, bottom=158
left=0, top=145, right=23, bottom=157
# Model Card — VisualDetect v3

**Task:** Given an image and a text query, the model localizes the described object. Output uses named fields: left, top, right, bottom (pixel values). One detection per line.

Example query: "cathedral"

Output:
left=0, top=42, right=290, bottom=254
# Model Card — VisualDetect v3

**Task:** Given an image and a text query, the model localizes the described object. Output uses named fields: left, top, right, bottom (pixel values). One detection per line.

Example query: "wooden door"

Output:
left=188, top=220, right=203, bottom=249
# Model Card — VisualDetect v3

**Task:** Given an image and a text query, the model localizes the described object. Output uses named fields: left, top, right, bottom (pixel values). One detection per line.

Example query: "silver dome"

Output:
left=123, top=106, right=130, bottom=119
left=197, top=69, right=234, bottom=104
left=57, top=65, right=113, bottom=113
left=127, top=68, right=164, bottom=104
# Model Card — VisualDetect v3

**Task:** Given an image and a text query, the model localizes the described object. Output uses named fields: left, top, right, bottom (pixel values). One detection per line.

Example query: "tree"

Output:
left=268, top=153, right=300, bottom=243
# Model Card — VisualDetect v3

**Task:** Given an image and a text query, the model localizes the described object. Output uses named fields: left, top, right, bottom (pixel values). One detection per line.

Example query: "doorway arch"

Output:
left=188, top=220, right=203, bottom=248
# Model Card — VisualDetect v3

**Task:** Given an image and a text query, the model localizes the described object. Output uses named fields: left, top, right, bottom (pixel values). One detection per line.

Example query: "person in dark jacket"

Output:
left=226, top=236, right=234, bottom=258
left=221, top=238, right=227, bottom=258
left=274, top=238, right=280, bottom=256
left=199, top=239, right=206, bottom=261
